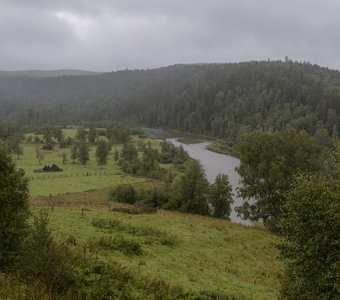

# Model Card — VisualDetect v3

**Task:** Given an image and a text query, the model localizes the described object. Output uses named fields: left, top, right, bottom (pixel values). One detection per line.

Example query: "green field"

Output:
left=16, top=130, right=162, bottom=197
left=39, top=207, right=282, bottom=300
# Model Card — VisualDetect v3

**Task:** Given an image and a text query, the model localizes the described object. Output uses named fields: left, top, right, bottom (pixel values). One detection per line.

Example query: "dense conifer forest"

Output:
left=0, top=60, right=339, bottom=144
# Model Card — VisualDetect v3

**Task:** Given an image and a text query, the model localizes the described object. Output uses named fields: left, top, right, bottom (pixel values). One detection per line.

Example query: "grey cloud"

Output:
left=0, top=0, right=339, bottom=71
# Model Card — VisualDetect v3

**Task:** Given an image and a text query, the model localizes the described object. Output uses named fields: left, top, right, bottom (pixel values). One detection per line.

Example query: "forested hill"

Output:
left=0, top=61, right=339, bottom=142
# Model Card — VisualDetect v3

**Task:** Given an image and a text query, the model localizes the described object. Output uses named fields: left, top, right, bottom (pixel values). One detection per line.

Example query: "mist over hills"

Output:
left=0, top=60, right=339, bottom=142
left=0, top=69, right=101, bottom=78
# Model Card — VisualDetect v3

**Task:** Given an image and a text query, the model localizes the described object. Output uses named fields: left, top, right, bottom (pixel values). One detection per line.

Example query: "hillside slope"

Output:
left=46, top=206, right=282, bottom=299
left=0, top=61, right=339, bottom=142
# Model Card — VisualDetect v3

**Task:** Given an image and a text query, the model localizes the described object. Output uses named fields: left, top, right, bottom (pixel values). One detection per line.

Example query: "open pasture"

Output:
left=37, top=206, right=283, bottom=300
left=16, top=130, right=162, bottom=196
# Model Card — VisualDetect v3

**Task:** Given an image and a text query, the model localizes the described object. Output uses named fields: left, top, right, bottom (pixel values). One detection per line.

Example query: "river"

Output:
left=143, top=128, right=250, bottom=225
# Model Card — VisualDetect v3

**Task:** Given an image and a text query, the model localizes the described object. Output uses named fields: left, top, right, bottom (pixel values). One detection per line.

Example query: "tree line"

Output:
left=0, top=60, right=339, bottom=145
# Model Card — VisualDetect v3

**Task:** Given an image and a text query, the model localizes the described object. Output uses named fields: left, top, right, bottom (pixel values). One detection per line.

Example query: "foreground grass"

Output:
left=35, top=206, right=282, bottom=300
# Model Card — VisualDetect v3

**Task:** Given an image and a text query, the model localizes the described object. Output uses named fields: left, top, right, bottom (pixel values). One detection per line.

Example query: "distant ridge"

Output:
left=0, top=69, right=101, bottom=78
left=0, top=61, right=338, bottom=142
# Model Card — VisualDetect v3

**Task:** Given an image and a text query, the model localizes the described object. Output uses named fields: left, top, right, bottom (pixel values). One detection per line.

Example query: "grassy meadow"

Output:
left=7, top=127, right=283, bottom=299
left=18, top=128, right=162, bottom=197
left=34, top=206, right=282, bottom=300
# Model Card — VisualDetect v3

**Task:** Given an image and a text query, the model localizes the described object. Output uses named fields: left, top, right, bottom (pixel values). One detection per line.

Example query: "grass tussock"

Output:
left=88, top=235, right=143, bottom=256
left=92, top=217, right=179, bottom=246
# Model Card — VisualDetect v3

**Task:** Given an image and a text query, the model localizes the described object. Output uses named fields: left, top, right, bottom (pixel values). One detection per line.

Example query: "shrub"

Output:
left=19, top=210, right=75, bottom=295
left=109, top=184, right=138, bottom=204
left=137, top=187, right=169, bottom=208
left=88, top=236, right=143, bottom=256
left=92, top=218, right=179, bottom=246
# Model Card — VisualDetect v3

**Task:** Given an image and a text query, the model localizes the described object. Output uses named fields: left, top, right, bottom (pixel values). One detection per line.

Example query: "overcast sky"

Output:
left=0, top=0, right=339, bottom=71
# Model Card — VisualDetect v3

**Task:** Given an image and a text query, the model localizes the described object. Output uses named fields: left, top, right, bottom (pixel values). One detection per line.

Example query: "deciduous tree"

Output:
left=210, top=174, right=233, bottom=219
left=78, top=141, right=89, bottom=166
left=236, top=128, right=320, bottom=231
left=279, top=173, right=340, bottom=299
left=168, top=160, right=209, bottom=215
left=95, top=140, right=109, bottom=168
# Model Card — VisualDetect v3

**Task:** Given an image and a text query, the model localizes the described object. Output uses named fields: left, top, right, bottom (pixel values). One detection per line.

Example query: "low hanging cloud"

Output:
left=0, top=0, right=339, bottom=71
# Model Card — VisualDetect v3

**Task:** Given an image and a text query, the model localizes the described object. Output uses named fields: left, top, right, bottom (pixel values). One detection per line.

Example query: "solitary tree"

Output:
left=168, top=160, right=209, bottom=215
left=70, top=144, right=78, bottom=163
left=119, top=143, right=138, bottom=163
left=210, top=174, right=233, bottom=219
left=95, top=140, right=109, bottom=168
left=0, top=150, right=29, bottom=267
left=78, top=141, right=89, bottom=166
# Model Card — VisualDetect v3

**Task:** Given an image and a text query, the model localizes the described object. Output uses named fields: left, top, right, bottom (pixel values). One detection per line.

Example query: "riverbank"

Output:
left=142, top=127, right=238, bottom=157
left=207, top=140, right=239, bottom=157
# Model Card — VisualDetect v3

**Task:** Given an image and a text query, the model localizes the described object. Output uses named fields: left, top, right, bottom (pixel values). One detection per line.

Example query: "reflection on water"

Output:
left=143, top=128, right=250, bottom=225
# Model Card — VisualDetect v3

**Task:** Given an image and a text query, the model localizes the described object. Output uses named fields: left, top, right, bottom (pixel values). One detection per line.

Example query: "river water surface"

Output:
left=144, top=128, right=250, bottom=225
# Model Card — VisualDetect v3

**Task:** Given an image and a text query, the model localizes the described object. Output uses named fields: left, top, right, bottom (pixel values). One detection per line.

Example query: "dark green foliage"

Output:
left=106, top=125, right=131, bottom=144
left=210, top=174, right=233, bottom=219
left=137, top=187, right=169, bottom=208
left=61, top=152, right=67, bottom=164
left=141, top=143, right=159, bottom=172
left=0, top=150, right=29, bottom=268
left=2, top=61, right=339, bottom=143
left=73, top=261, right=137, bottom=299
left=70, top=144, right=78, bottom=163
left=167, top=160, right=210, bottom=215
left=41, top=143, right=53, bottom=150
left=120, top=143, right=138, bottom=162
left=113, top=148, right=119, bottom=162
left=88, top=236, right=143, bottom=256
left=160, top=140, right=190, bottom=164
left=19, top=210, right=75, bottom=295
left=95, top=140, right=109, bottom=168
left=118, top=141, right=181, bottom=178
left=0, top=120, right=19, bottom=140
left=109, top=184, right=138, bottom=204
left=76, top=128, right=87, bottom=141
left=78, top=141, right=89, bottom=166
left=314, top=127, right=332, bottom=148
left=236, top=128, right=320, bottom=231
left=73, top=259, right=238, bottom=300
left=92, top=218, right=179, bottom=246
left=335, top=142, right=340, bottom=178
left=279, top=173, right=340, bottom=299
left=118, top=143, right=140, bottom=174
left=7, top=133, right=23, bottom=159
left=33, top=135, right=43, bottom=144
left=88, top=126, right=97, bottom=144
left=43, top=127, right=53, bottom=144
